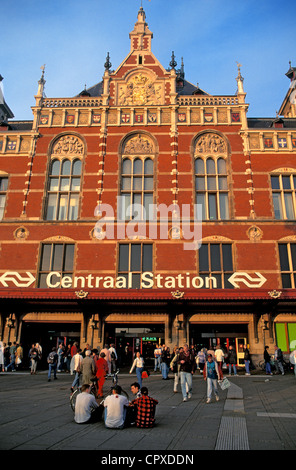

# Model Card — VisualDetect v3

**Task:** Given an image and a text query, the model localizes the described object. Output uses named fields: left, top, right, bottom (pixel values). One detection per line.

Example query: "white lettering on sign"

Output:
left=0, top=271, right=267, bottom=289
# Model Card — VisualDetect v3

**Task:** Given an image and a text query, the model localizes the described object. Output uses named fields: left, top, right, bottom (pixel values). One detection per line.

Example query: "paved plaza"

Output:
left=0, top=368, right=296, bottom=460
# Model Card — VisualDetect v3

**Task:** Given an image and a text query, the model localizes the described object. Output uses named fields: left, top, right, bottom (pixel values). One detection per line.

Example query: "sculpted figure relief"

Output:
left=124, top=134, right=154, bottom=154
left=52, top=136, right=84, bottom=156
left=195, top=133, right=227, bottom=155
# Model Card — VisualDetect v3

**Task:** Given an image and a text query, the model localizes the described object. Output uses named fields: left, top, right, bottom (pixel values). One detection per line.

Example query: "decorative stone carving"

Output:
left=247, top=226, right=263, bottom=241
left=118, top=73, right=163, bottom=106
left=195, top=133, right=227, bottom=155
left=13, top=226, right=29, bottom=240
left=52, top=135, right=84, bottom=156
left=268, top=290, right=282, bottom=299
left=123, top=134, right=154, bottom=154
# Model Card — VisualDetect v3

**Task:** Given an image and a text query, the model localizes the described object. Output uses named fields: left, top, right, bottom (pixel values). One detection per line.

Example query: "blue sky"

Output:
left=1, top=0, right=295, bottom=120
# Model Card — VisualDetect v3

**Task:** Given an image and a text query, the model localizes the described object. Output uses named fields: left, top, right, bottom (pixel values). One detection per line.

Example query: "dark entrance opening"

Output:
left=20, top=322, right=81, bottom=369
left=105, top=324, right=164, bottom=368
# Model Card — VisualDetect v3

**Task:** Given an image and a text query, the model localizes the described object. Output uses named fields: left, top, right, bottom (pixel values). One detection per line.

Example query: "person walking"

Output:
left=57, top=343, right=65, bottom=372
left=214, top=345, right=225, bottom=379
left=0, top=341, right=4, bottom=372
left=81, top=349, right=96, bottom=386
left=101, top=344, right=112, bottom=375
left=274, top=345, right=284, bottom=375
left=196, top=348, right=206, bottom=374
left=154, top=344, right=162, bottom=372
left=15, top=343, right=23, bottom=369
left=29, top=343, right=39, bottom=375
left=243, top=344, right=251, bottom=375
left=95, top=352, right=109, bottom=398
left=290, top=349, right=296, bottom=376
left=129, top=351, right=145, bottom=388
left=227, top=345, right=238, bottom=376
left=161, top=346, right=171, bottom=380
left=71, top=348, right=83, bottom=391
left=6, top=341, right=17, bottom=372
left=203, top=354, right=221, bottom=403
left=264, top=345, right=272, bottom=375
left=47, top=347, right=58, bottom=381
left=109, top=344, right=118, bottom=374
left=177, top=344, right=195, bottom=402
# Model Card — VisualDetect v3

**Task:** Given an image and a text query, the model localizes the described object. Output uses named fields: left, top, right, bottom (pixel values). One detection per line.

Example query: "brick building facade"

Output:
left=0, top=7, right=296, bottom=367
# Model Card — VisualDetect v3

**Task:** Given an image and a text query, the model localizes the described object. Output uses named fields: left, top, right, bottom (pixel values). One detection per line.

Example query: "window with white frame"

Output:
left=271, top=174, right=296, bottom=220
left=194, top=133, right=229, bottom=220
left=198, top=242, right=234, bottom=288
left=0, top=176, right=8, bottom=220
left=119, top=134, right=155, bottom=220
left=278, top=243, right=296, bottom=288
left=45, top=158, right=82, bottom=220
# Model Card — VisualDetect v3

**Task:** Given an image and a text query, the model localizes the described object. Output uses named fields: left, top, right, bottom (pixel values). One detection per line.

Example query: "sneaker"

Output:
left=187, top=393, right=192, bottom=399
left=215, top=395, right=219, bottom=401
left=183, top=397, right=188, bottom=402
left=206, top=398, right=211, bottom=403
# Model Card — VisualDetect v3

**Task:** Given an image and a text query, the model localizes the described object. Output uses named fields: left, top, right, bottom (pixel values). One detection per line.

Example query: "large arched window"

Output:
left=194, top=133, right=229, bottom=220
left=45, top=135, right=84, bottom=221
left=119, top=134, right=155, bottom=220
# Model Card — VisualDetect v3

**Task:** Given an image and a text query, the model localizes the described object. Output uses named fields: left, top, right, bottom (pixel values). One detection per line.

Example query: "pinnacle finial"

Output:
left=104, top=52, right=112, bottom=71
left=170, top=51, right=177, bottom=70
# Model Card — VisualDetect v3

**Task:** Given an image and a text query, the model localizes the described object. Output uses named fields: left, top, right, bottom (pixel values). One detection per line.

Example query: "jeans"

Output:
left=265, top=362, right=272, bottom=374
left=161, top=362, right=169, bottom=379
left=31, top=358, right=37, bottom=373
left=6, top=354, right=16, bottom=371
left=180, top=371, right=192, bottom=399
left=275, top=360, right=284, bottom=374
left=206, top=378, right=218, bottom=399
left=48, top=364, right=57, bottom=380
left=154, top=356, right=161, bottom=371
left=244, top=360, right=250, bottom=374
left=228, top=363, right=237, bottom=375
left=136, top=367, right=144, bottom=388
left=71, top=371, right=80, bottom=388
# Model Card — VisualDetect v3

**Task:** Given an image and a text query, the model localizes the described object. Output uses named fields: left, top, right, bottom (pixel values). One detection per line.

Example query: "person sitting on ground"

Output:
left=103, top=385, right=129, bottom=429
left=130, top=386, right=158, bottom=428
left=74, top=383, right=101, bottom=424
left=126, top=382, right=142, bottom=426
left=130, top=382, right=142, bottom=399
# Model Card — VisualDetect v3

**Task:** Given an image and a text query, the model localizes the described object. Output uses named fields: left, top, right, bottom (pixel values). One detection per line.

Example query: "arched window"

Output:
left=194, top=133, right=229, bottom=220
left=119, top=134, right=155, bottom=220
left=45, top=135, right=84, bottom=221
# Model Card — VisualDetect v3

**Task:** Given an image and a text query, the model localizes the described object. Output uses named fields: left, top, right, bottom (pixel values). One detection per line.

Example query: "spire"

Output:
left=37, top=65, right=46, bottom=98
left=236, top=62, right=244, bottom=94
left=129, top=6, right=153, bottom=51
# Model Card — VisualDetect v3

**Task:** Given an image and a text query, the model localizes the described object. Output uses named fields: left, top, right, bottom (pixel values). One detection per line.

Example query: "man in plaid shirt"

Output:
left=130, top=387, right=158, bottom=428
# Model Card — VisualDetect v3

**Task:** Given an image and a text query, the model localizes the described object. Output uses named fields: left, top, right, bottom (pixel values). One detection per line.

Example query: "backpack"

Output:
left=111, top=350, right=116, bottom=360
left=30, top=350, right=38, bottom=359
left=47, top=352, right=56, bottom=364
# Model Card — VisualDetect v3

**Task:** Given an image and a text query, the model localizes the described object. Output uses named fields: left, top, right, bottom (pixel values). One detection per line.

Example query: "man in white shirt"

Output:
left=74, top=384, right=101, bottom=424
left=104, top=385, right=129, bottom=429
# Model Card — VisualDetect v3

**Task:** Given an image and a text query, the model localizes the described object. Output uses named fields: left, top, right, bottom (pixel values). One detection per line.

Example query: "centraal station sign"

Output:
left=0, top=271, right=267, bottom=289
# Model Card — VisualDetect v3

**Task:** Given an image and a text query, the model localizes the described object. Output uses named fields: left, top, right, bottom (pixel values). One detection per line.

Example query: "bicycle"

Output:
left=70, top=370, right=129, bottom=412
